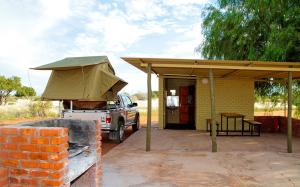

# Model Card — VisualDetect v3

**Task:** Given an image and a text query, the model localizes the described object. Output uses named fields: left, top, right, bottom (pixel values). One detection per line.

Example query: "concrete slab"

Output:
left=103, top=128, right=300, bottom=187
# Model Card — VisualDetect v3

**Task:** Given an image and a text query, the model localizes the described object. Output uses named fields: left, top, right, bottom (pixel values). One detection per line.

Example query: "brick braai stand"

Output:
left=0, top=119, right=102, bottom=187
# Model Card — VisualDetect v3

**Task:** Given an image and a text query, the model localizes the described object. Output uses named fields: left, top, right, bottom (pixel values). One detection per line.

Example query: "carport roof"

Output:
left=122, top=57, right=300, bottom=79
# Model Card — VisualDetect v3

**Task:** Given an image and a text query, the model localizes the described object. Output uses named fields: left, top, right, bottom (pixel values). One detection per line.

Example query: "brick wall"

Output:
left=255, top=116, right=300, bottom=137
left=0, top=119, right=102, bottom=187
left=0, top=126, right=69, bottom=187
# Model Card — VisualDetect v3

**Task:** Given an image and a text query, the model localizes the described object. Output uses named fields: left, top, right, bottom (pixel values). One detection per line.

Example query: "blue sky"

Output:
left=0, top=0, right=213, bottom=94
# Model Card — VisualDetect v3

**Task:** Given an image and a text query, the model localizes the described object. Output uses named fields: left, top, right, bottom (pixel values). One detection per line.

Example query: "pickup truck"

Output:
left=62, top=94, right=139, bottom=143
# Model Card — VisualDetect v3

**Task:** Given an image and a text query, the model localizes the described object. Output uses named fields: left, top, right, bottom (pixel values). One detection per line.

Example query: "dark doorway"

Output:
left=165, top=78, right=196, bottom=130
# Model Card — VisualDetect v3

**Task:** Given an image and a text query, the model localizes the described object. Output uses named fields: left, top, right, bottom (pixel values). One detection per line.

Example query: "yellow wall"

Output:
left=158, top=76, right=165, bottom=129
left=195, top=78, right=254, bottom=130
left=159, top=76, right=254, bottom=130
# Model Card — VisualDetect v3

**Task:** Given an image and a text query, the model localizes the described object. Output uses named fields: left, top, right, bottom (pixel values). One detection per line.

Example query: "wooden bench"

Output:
left=206, top=119, right=220, bottom=136
left=243, top=119, right=262, bottom=136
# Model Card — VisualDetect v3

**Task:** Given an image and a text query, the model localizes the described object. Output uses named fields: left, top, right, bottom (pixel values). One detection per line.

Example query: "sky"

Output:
left=0, top=0, right=213, bottom=95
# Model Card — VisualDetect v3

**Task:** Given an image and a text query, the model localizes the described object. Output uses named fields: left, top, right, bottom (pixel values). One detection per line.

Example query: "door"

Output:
left=179, top=86, right=189, bottom=124
left=179, top=86, right=195, bottom=125
left=121, top=95, right=135, bottom=124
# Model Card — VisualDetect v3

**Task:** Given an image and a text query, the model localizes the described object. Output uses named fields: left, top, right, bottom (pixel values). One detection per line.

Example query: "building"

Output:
left=123, top=57, right=300, bottom=152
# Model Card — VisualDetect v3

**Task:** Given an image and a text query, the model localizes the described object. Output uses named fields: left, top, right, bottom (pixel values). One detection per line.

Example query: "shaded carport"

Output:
left=122, top=57, right=300, bottom=153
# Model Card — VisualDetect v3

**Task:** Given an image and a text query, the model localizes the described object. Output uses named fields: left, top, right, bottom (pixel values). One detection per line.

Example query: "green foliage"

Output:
left=0, top=75, right=36, bottom=105
left=0, top=76, right=22, bottom=105
left=200, top=0, right=300, bottom=115
left=200, top=0, right=300, bottom=62
left=131, top=91, right=159, bottom=101
left=132, top=92, right=147, bottom=100
left=28, top=101, right=56, bottom=118
left=15, top=86, right=36, bottom=97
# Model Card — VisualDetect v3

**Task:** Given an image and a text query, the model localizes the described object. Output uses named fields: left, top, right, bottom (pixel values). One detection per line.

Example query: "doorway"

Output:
left=165, top=78, right=196, bottom=129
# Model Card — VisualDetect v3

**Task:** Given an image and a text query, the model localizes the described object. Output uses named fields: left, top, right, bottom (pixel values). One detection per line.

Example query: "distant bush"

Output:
left=28, top=101, right=56, bottom=118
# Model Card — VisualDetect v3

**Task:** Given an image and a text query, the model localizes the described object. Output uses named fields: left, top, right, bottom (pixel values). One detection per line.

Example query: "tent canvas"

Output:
left=33, top=56, right=127, bottom=101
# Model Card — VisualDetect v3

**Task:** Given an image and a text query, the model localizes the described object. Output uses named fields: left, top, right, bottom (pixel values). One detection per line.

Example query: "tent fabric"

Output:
left=35, top=56, right=127, bottom=101
left=33, top=56, right=115, bottom=74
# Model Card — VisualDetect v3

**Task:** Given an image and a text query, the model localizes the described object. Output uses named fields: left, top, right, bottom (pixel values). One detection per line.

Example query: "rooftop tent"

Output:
left=33, top=56, right=127, bottom=101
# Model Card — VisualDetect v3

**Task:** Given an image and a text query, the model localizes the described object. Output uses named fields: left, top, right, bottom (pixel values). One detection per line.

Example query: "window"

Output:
left=167, top=96, right=179, bottom=107
left=121, top=95, right=132, bottom=107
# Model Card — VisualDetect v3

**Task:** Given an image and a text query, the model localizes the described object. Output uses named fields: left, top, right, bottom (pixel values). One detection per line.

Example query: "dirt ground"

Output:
left=103, top=128, right=300, bottom=187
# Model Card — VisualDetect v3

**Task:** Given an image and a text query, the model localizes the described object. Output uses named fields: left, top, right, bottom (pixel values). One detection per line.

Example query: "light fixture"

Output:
left=202, top=78, right=208, bottom=84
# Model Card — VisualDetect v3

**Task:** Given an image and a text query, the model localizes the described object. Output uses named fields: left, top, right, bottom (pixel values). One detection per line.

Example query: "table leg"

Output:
left=226, top=117, right=229, bottom=135
left=221, top=115, right=223, bottom=132
left=234, top=117, right=236, bottom=131
left=242, top=117, right=244, bottom=136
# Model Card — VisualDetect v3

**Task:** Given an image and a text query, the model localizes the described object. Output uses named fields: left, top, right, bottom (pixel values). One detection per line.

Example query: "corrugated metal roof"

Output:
left=122, top=57, right=300, bottom=79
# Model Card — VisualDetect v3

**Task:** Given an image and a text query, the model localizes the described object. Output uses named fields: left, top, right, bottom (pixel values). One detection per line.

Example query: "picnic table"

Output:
left=220, top=112, right=245, bottom=135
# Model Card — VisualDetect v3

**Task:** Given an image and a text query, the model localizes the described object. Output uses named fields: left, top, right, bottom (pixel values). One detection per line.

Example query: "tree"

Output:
left=0, top=76, right=22, bottom=105
left=199, top=0, right=300, bottom=115
left=15, top=86, right=36, bottom=97
left=200, top=0, right=299, bottom=62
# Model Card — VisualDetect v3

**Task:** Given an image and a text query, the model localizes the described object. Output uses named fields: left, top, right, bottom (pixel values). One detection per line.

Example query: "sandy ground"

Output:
left=103, top=128, right=300, bottom=187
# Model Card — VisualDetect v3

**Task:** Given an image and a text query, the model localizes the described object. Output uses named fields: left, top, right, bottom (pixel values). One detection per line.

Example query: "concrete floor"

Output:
left=103, top=128, right=300, bottom=187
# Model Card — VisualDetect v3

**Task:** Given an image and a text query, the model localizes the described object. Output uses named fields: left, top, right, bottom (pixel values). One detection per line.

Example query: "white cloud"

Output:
left=0, top=0, right=208, bottom=94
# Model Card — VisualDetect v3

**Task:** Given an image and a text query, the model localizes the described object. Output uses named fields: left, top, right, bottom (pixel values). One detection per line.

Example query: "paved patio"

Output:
left=103, top=128, right=300, bottom=187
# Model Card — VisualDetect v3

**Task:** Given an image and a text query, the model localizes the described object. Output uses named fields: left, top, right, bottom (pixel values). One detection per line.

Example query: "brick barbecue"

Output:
left=0, top=119, right=102, bottom=187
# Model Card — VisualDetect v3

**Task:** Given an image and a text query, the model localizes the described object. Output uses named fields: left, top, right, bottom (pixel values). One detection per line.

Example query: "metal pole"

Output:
left=209, top=69, right=217, bottom=152
left=58, top=100, right=61, bottom=118
left=287, top=72, right=293, bottom=153
left=70, top=100, right=73, bottom=113
left=146, top=63, right=152, bottom=152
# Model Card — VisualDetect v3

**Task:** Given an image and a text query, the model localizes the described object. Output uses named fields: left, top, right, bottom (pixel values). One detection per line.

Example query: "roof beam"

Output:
left=221, top=62, right=252, bottom=78
left=140, top=63, right=300, bottom=72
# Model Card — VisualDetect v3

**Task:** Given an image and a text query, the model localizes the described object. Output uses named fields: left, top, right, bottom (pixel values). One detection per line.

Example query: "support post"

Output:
left=287, top=71, right=293, bottom=153
left=209, top=69, right=217, bottom=152
left=70, top=100, right=73, bottom=113
left=146, top=63, right=152, bottom=152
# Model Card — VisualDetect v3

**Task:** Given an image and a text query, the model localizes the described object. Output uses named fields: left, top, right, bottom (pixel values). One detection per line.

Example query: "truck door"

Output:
left=121, top=95, right=135, bottom=124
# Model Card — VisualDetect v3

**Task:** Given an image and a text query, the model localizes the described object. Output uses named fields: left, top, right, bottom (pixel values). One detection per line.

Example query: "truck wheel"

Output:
left=132, top=115, right=140, bottom=132
left=115, top=120, right=125, bottom=143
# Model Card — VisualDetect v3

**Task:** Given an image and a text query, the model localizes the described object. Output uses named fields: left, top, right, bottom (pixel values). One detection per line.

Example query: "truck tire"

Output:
left=109, top=120, right=125, bottom=143
left=132, top=114, right=140, bottom=132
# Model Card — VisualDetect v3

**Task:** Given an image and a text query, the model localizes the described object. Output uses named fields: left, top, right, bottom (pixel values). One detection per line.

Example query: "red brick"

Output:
left=49, top=152, right=68, bottom=161
left=0, top=178, right=8, bottom=186
left=9, top=177, right=20, bottom=184
left=0, top=136, right=6, bottom=143
left=10, top=169, right=28, bottom=176
left=0, top=168, right=8, bottom=178
left=49, top=162, right=65, bottom=170
left=50, top=137, right=67, bottom=145
left=20, top=144, right=39, bottom=152
left=39, top=162, right=50, bottom=169
left=40, top=129, right=62, bottom=137
left=50, top=170, right=64, bottom=179
left=1, top=160, right=19, bottom=167
left=30, top=170, right=49, bottom=177
left=1, top=128, right=18, bottom=135
left=29, top=153, right=48, bottom=160
left=40, top=145, right=64, bottom=153
left=21, top=160, right=38, bottom=168
left=8, top=152, right=28, bottom=159
left=10, top=136, right=28, bottom=143
left=21, top=178, right=38, bottom=185
left=2, top=144, right=18, bottom=150
left=42, top=179, right=64, bottom=186
left=31, top=137, right=49, bottom=144
left=0, top=151, right=8, bottom=159
left=20, top=128, right=36, bottom=136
